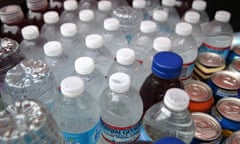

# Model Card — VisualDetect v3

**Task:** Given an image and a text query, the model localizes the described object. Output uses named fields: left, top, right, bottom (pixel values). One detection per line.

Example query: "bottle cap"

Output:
left=60, top=23, right=77, bottom=37
left=184, top=10, right=200, bottom=24
left=133, top=0, right=146, bottom=9
left=21, top=25, right=39, bottom=40
left=104, top=17, right=120, bottom=31
left=61, top=76, right=85, bottom=98
left=162, top=0, right=176, bottom=7
left=109, top=72, right=131, bottom=93
left=152, top=51, right=183, bottom=79
left=214, top=10, right=231, bottom=23
left=98, top=0, right=112, bottom=11
left=175, top=22, right=192, bottom=36
left=79, top=9, right=95, bottom=22
left=0, top=5, right=24, bottom=24
left=63, top=0, right=78, bottom=11
left=153, top=10, right=168, bottom=22
left=43, top=11, right=59, bottom=24
left=192, top=0, right=207, bottom=11
left=116, top=48, right=135, bottom=65
left=154, top=136, right=185, bottom=144
left=164, top=88, right=190, bottom=111
left=153, top=37, right=172, bottom=52
left=43, top=41, right=63, bottom=57
left=85, top=34, right=103, bottom=49
left=75, top=57, right=95, bottom=75
left=140, top=20, right=157, bottom=33
left=26, top=0, right=48, bottom=11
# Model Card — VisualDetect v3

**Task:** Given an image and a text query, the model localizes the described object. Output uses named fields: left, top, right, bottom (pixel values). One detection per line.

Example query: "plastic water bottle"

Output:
left=107, top=48, right=148, bottom=92
left=78, top=0, right=98, bottom=10
left=95, top=0, right=113, bottom=28
left=102, top=17, right=128, bottom=56
left=143, top=88, right=195, bottom=143
left=43, top=41, right=74, bottom=87
left=99, top=72, right=143, bottom=144
left=152, top=9, right=172, bottom=37
left=52, top=76, right=101, bottom=144
left=132, top=0, right=150, bottom=20
left=143, top=37, right=172, bottom=74
left=105, top=0, right=129, bottom=9
left=130, top=20, right=157, bottom=64
left=199, top=10, right=234, bottom=60
left=182, top=10, right=204, bottom=48
left=59, top=0, right=79, bottom=24
left=1, top=59, right=58, bottom=109
left=191, top=0, right=209, bottom=28
left=74, top=56, right=107, bottom=102
left=49, top=0, right=64, bottom=15
left=81, top=34, right=113, bottom=76
left=41, top=11, right=61, bottom=41
left=161, top=0, right=180, bottom=30
left=20, top=25, right=46, bottom=60
left=140, top=51, right=183, bottom=114
left=169, top=22, right=198, bottom=81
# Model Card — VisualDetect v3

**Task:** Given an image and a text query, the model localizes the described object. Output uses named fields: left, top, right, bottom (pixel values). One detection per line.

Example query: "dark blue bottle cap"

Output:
left=154, top=136, right=185, bottom=144
left=152, top=51, right=183, bottom=79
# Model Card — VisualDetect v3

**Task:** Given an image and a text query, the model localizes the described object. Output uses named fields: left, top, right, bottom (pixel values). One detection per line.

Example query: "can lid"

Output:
left=153, top=37, right=172, bottom=52
left=152, top=51, right=183, bottom=79
left=132, top=0, right=146, bottom=9
left=225, top=130, right=240, bottom=144
left=98, top=0, right=112, bottom=11
left=116, top=48, right=135, bottom=65
left=214, top=10, right=231, bottom=23
left=109, top=72, right=131, bottom=93
left=184, top=10, right=200, bottom=24
left=63, top=0, right=78, bottom=11
left=192, top=0, right=207, bottom=11
left=85, top=34, right=103, bottom=49
left=153, top=10, right=168, bottom=22
left=192, top=112, right=222, bottom=141
left=197, top=52, right=225, bottom=68
left=155, top=136, right=185, bottom=144
left=104, top=17, right=120, bottom=31
left=60, top=23, right=77, bottom=37
left=140, top=20, right=157, bottom=34
left=61, top=76, right=85, bottom=98
left=21, top=25, right=39, bottom=40
left=43, top=11, right=59, bottom=24
left=162, top=0, right=176, bottom=7
left=79, top=9, right=95, bottom=22
left=175, top=22, right=192, bottom=36
left=43, top=41, right=63, bottom=57
left=74, top=56, right=95, bottom=75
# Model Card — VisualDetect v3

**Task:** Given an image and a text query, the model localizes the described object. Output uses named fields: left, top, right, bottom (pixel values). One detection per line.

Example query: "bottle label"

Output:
left=180, top=61, right=196, bottom=80
left=101, top=119, right=142, bottom=143
left=198, top=43, right=231, bottom=59
left=63, top=121, right=101, bottom=144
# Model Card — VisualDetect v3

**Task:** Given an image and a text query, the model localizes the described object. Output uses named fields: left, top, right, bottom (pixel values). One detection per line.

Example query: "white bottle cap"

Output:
left=63, top=0, right=78, bottom=11
left=60, top=76, right=85, bottom=98
left=153, top=10, right=168, bottom=22
left=175, top=22, right=192, bottom=36
left=192, top=0, right=207, bottom=11
left=79, top=9, right=95, bottom=22
left=104, top=17, right=120, bottom=31
left=116, top=48, right=135, bottom=65
left=163, top=88, right=190, bottom=111
left=43, top=41, right=63, bottom=57
left=43, top=11, right=59, bottom=24
left=153, top=37, right=172, bottom=52
left=214, top=10, right=231, bottom=23
left=133, top=0, right=146, bottom=9
left=75, top=57, right=95, bottom=75
left=162, top=0, right=176, bottom=7
left=21, top=25, right=39, bottom=40
left=98, top=0, right=112, bottom=11
left=109, top=72, right=131, bottom=93
left=60, top=23, right=77, bottom=37
left=140, top=20, right=157, bottom=33
left=184, top=10, right=200, bottom=24
left=85, top=34, right=103, bottom=49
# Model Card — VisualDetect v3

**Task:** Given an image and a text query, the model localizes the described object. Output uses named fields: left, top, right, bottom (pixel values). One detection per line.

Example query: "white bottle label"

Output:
left=199, top=43, right=231, bottom=59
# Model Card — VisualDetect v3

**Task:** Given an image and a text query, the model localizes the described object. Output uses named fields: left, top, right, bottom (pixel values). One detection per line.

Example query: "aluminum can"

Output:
left=222, top=130, right=240, bottom=144
left=227, top=45, right=240, bottom=65
left=228, top=58, right=240, bottom=76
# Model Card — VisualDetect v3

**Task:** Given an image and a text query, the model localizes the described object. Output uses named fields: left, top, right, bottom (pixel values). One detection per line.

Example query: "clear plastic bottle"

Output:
left=130, top=20, right=157, bottom=64
left=78, top=0, right=98, bottom=10
left=132, top=0, right=150, bottom=20
left=49, top=0, right=64, bottom=15
left=140, top=51, right=183, bottom=114
left=107, top=48, right=148, bottom=92
left=199, top=10, right=234, bottom=60
left=105, top=0, right=129, bottom=9
left=43, top=41, right=74, bottom=87
left=99, top=72, right=143, bottom=144
left=59, top=0, right=79, bottom=24
left=95, top=0, right=113, bottom=28
left=143, top=88, right=195, bottom=144
left=102, top=17, right=128, bottom=56
left=144, top=0, right=161, bottom=18
left=20, top=25, right=46, bottom=60
left=41, top=11, right=61, bottom=41
left=52, top=76, right=101, bottom=144
left=74, top=56, right=107, bottom=102
left=191, top=0, right=209, bottom=28
left=169, top=22, right=198, bottom=81
left=81, top=34, right=113, bottom=76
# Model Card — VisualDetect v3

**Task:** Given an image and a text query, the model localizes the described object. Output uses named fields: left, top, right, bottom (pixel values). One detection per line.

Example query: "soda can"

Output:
left=207, top=70, right=240, bottom=102
left=184, top=80, right=214, bottom=113
left=227, top=45, right=240, bottom=65
left=191, top=112, right=223, bottom=144
left=228, top=58, right=240, bottom=76
left=211, top=97, right=240, bottom=133
left=0, top=99, right=65, bottom=144
left=222, top=130, right=240, bottom=144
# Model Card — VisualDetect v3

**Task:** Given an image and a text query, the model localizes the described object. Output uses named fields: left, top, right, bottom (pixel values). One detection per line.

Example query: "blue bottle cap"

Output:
left=154, top=136, right=185, bottom=144
left=152, top=51, right=183, bottom=79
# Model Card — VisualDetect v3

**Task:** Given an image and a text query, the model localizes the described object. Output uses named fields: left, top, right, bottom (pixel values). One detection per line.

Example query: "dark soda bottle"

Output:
left=140, top=51, right=184, bottom=113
